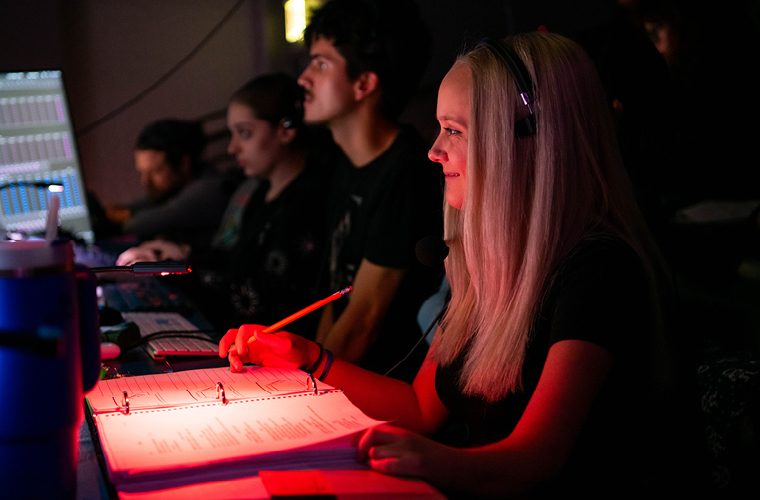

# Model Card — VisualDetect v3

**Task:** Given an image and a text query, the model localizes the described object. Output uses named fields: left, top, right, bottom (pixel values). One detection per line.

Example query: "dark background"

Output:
left=3, top=1, right=760, bottom=495
left=0, top=0, right=659, bottom=207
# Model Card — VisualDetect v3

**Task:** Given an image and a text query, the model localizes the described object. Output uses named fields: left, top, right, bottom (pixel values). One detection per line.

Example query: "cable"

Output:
left=384, top=304, right=448, bottom=377
left=76, top=0, right=249, bottom=137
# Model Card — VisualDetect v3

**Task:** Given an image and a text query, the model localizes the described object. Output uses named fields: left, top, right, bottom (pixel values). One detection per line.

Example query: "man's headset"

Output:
left=478, top=37, right=537, bottom=138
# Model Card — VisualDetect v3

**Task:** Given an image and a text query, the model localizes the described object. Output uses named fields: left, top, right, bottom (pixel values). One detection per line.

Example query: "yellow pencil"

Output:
left=227, top=286, right=353, bottom=352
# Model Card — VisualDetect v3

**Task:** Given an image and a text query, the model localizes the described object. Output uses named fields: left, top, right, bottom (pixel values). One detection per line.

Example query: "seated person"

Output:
left=220, top=33, right=674, bottom=498
left=298, top=0, right=443, bottom=382
left=118, top=74, right=333, bottom=334
left=107, top=119, right=233, bottom=247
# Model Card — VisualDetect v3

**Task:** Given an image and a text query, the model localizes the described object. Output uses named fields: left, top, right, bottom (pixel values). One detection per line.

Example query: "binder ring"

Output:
left=216, top=382, right=227, bottom=405
left=307, top=372, right=318, bottom=396
left=122, top=391, right=129, bottom=414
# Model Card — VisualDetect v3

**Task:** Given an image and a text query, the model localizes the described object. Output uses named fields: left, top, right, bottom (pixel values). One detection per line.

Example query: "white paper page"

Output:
left=87, top=366, right=323, bottom=413
left=95, top=390, right=383, bottom=485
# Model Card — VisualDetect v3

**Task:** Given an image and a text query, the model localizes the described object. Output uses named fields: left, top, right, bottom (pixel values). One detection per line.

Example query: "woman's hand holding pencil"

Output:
left=220, top=325, right=313, bottom=373
left=218, top=287, right=352, bottom=373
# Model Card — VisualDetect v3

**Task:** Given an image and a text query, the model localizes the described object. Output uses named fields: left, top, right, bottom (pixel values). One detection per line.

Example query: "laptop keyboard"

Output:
left=121, top=312, right=218, bottom=359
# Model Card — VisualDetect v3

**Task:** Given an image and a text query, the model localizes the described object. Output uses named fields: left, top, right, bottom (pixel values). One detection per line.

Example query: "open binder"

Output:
left=86, top=366, right=385, bottom=492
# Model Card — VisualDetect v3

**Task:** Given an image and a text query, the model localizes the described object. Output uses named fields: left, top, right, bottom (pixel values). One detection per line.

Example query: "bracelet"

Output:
left=304, top=342, right=324, bottom=374
left=318, top=349, right=334, bottom=382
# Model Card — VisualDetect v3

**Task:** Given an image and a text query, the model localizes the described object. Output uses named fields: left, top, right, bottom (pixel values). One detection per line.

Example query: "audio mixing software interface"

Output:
left=0, top=70, right=94, bottom=244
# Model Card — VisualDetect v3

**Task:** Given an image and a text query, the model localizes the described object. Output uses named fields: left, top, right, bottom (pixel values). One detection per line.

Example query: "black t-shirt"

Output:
left=324, top=126, right=444, bottom=379
left=188, top=161, right=331, bottom=334
left=435, top=237, right=661, bottom=497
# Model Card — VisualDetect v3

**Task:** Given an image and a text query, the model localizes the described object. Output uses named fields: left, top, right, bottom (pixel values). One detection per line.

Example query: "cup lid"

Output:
left=0, top=239, right=74, bottom=275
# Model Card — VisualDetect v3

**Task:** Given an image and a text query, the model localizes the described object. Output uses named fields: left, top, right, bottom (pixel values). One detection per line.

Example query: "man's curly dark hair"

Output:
left=304, top=0, right=431, bottom=121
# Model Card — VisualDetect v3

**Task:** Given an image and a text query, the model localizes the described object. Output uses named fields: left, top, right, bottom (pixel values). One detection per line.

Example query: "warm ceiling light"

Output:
left=284, top=0, right=322, bottom=43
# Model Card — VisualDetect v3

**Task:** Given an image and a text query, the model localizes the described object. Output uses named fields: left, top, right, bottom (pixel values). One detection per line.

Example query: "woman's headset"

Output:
left=478, top=37, right=537, bottom=137
left=386, top=37, right=537, bottom=377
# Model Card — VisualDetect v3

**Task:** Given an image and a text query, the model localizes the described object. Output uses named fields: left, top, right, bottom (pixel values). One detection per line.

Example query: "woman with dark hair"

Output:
left=119, top=73, right=333, bottom=333
left=220, top=33, right=672, bottom=497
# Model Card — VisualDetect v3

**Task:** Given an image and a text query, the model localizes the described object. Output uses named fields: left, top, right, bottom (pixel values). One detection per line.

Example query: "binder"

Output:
left=86, top=366, right=384, bottom=492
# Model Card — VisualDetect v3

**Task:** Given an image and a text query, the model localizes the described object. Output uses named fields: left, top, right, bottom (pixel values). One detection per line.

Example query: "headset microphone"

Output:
left=416, top=235, right=449, bottom=267
left=386, top=237, right=449, bottom=377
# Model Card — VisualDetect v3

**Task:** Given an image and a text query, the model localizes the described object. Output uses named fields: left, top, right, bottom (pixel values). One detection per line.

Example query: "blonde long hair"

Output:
left=432, top=32, right=660, bottom=401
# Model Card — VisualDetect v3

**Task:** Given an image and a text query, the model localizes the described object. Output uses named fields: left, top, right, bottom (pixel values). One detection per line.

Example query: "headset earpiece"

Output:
left=478, top=37, right=537, bottom=137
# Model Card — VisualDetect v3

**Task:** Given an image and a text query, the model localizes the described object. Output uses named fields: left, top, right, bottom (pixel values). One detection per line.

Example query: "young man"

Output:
left=297, top=0, right=443, bottom=381
left=107, top=119, right=233, bottom=247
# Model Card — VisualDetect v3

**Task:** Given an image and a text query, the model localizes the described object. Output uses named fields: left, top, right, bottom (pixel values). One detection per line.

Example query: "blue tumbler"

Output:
left=0, top=239, right=100, bottom=500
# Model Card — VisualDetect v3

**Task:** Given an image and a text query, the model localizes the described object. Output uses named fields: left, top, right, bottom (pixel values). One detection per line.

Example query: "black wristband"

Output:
left=305, top=342, right=324, bottom=374
left=318, top=349, right=334, bottom=382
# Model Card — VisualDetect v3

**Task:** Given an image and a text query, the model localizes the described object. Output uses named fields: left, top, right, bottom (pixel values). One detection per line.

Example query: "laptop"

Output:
left=0, top=70, right=96, bottom=246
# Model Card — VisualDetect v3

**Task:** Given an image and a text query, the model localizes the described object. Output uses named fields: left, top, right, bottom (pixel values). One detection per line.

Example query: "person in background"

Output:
left=296, top=0, right=443, bottom=382
left=118, top=74, right=333, bottom=333
left=106, top=119, right=233, bottom=247
left=220, top=32, right=675, bottom=498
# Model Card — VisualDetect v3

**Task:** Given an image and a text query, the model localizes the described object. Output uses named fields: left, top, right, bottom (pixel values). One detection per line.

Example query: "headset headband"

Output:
left=478, top=37, right=536, bottom=137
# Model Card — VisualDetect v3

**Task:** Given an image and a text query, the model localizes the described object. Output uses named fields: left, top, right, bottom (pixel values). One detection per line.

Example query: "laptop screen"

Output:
left=0, top=70, right=95, bottom=245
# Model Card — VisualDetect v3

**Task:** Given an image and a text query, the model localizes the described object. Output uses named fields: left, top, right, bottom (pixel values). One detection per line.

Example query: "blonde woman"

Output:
left=220, top=32, right=670, bottom=498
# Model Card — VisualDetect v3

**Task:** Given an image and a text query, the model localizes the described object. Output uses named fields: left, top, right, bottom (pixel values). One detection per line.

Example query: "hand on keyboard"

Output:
left=117, top=240, right=191, bottom=266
